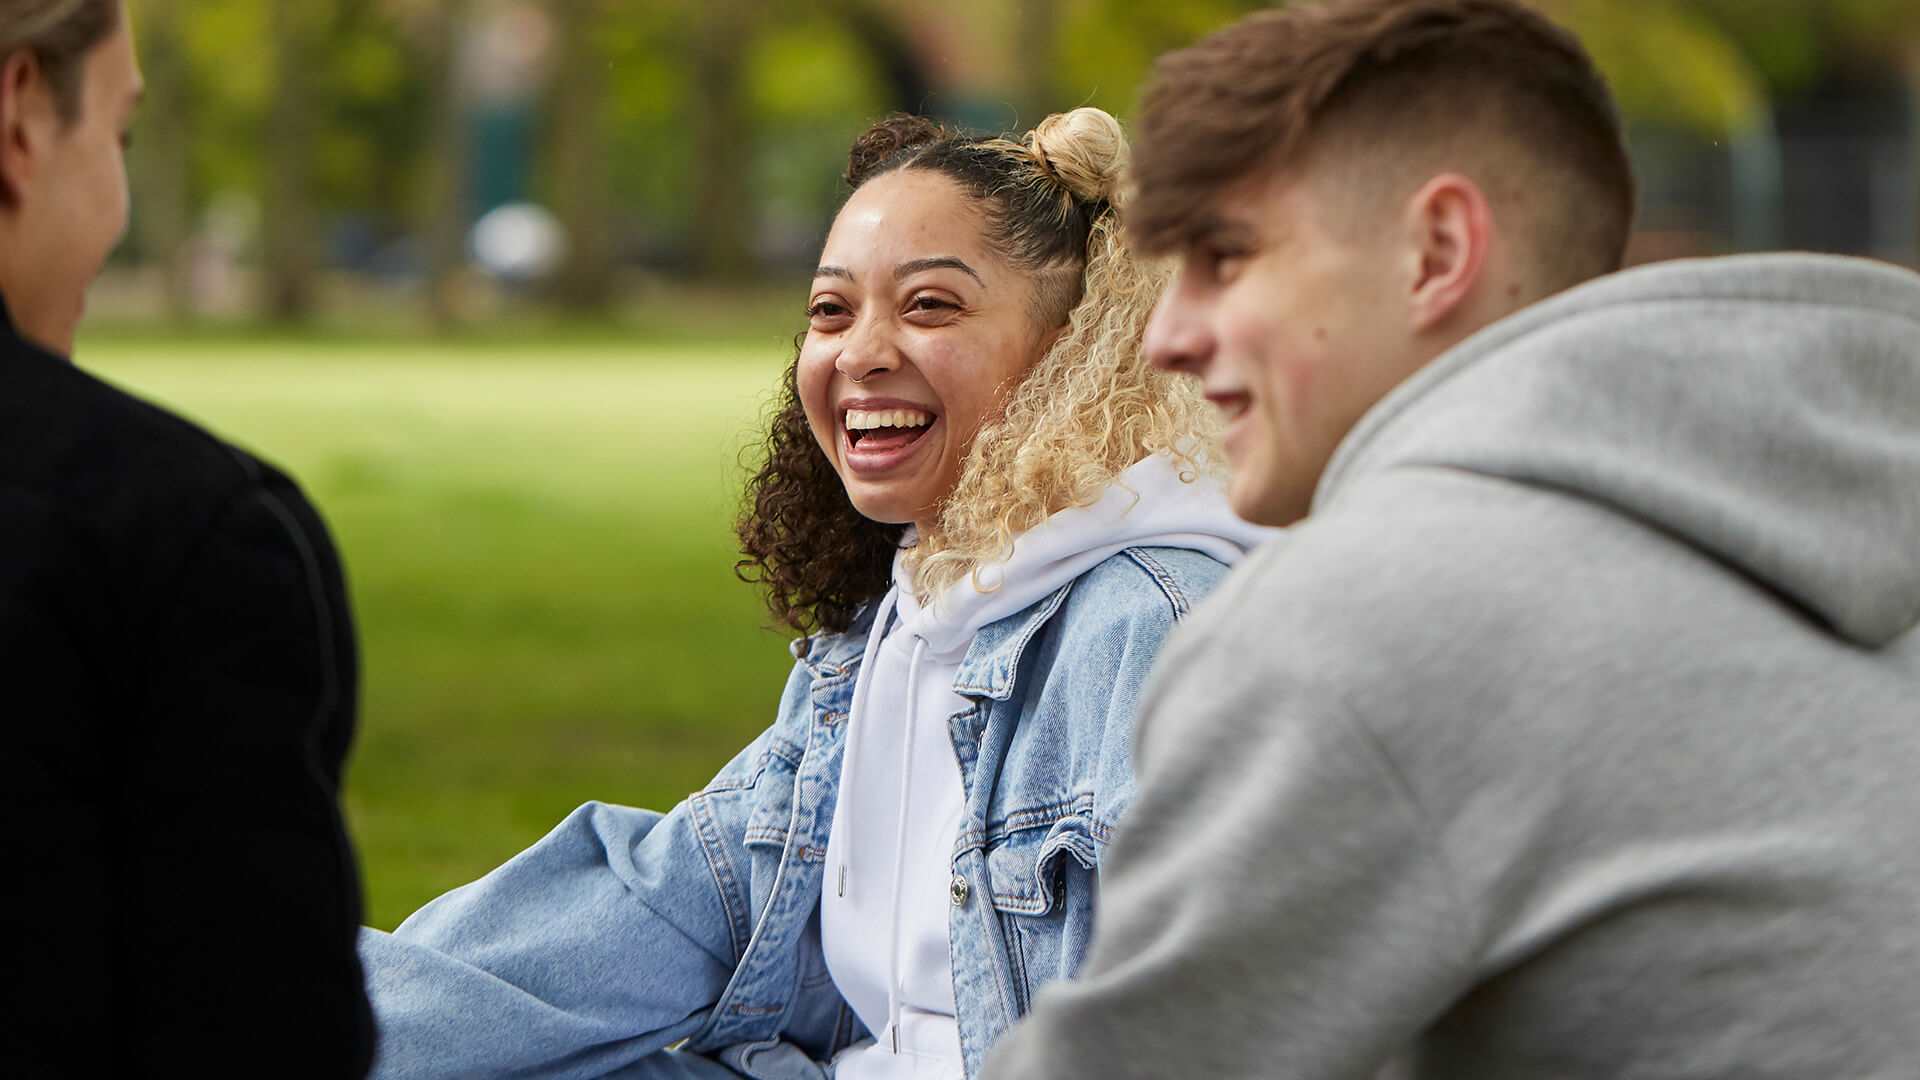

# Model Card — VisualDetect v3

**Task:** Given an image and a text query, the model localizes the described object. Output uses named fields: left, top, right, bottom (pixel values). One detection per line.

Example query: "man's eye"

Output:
left=1198, top=246, right=1246, bottom=280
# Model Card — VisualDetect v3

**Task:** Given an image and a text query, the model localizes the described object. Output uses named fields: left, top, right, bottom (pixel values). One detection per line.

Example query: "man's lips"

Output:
left=1205, top=390, right=1253, bottom=422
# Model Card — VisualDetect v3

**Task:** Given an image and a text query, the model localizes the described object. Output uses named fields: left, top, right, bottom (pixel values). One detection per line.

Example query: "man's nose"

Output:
left=1143, top=286, right=1213, bottom=378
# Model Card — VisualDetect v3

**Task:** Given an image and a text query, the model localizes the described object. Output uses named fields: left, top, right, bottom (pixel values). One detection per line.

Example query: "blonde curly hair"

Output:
left=906, top=109, right=1220, bottom=601
left=737, top=107, right=1220, bottom=634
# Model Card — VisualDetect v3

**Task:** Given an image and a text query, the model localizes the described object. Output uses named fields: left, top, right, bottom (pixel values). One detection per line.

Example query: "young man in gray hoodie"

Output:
left=983, top=1, right=1920, bottom=1077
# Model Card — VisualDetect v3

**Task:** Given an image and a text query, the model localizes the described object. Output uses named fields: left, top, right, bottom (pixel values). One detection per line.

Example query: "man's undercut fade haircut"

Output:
left=0, top=0, right=121, bottom=126
left=1132, top=0, right=1636, bottom=289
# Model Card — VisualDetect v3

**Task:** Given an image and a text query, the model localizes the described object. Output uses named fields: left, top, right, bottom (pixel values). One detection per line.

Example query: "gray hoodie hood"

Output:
left=1319, top=253, right=1920, bottom=647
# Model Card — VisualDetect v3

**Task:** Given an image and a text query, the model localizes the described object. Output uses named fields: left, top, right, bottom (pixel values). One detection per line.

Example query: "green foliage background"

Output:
left=85, top=331, right=799, bottom=929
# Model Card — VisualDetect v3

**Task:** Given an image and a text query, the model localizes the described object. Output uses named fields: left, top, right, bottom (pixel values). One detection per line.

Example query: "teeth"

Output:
left=846, top=408, right=933, bottom=431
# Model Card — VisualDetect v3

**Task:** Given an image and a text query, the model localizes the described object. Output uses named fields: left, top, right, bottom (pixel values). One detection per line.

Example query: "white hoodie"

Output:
left=821, top=453, right=1275, bottom=1078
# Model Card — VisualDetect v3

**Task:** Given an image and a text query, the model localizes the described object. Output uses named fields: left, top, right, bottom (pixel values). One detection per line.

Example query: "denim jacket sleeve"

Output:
left=359, top=670, right=812, bottom=1080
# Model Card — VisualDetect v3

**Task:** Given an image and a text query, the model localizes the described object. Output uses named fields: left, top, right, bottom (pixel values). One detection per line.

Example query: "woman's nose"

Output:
left=834, top=319, right=901, bottom=383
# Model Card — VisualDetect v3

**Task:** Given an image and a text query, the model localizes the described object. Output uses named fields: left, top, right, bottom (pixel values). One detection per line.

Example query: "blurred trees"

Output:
left=1546, top=0, right=1920, bottom=254
left=126, top=0, right=192, bottom=318
left=1549, top=0, right=1920, bottom=132
left=688, top=0, right=756, bottom=281
left=121, top=0, right=1919, bottom=326
left=546, top=0, right=616, bottom=308
left=130, top=0, right=430, bottom=320
left=1547, top=0, right=1766, bottom=137
left=412, top=0, right=467, bottom=329
left=1687, top=0, right=1920, bottom=93
left=263, top=0, right=321, bottom=321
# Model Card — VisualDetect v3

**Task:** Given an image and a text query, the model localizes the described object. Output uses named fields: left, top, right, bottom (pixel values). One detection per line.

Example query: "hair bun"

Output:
left=846, top=113, right=947, bottom=187
left=1029, top=107, right=1129, bottom=206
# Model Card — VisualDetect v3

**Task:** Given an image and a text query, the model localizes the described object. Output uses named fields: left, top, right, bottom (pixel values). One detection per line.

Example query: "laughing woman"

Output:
left=361, top=108, right=1269, bottom=1080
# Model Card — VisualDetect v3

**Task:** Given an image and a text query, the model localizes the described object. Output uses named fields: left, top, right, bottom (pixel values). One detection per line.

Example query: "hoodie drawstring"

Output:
left=883, top=636, right=928, bottom=1053
left=835, top=589, right=924, bottom=1055
left=837, top=592, right=897, bottom=901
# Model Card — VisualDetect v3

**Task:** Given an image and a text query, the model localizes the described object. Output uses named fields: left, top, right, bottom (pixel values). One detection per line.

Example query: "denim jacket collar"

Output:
left=788, top=581, right=1076, bottom=703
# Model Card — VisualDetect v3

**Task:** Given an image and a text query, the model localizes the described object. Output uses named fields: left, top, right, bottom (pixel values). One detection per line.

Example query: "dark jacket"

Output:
left=0, top=295, right=374, bottom=1075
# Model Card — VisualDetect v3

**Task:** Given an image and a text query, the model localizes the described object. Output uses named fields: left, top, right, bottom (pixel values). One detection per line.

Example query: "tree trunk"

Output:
left=546, top=0, right=615, bottom=311
left=836, top=1, right=935, bottom=118
left=128, top=0, right=193, bottom=320
left=261, top=0, right=320, bottom=322
left=423, top=0, right=468, bottom=329
left=689, top=0, right=754, bottom=281
left=1014, top=0, right=1059, bottom=130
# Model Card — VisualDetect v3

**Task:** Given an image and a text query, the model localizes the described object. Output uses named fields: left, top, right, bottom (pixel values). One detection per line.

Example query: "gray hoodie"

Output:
left=982, top=253, right=1920, bottom=1080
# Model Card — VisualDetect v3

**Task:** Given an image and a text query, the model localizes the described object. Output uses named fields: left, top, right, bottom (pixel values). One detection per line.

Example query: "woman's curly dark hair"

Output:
left=734, top=116, right=949, bottom=638
left=736, top=111, right=1131, bottom=637
left=734, top=335, right=906, bottom=637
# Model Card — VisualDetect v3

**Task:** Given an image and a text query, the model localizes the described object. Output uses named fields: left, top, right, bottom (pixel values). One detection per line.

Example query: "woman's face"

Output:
left=800, top=168, right=1052, bottom=531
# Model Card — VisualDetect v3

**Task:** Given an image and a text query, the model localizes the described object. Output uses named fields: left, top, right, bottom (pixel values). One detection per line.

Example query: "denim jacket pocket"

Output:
left=739, top=736, right=805, bottom=849
left=985, top=813, right=1098, bottom=917
left=983, top=812, right=1104, bottom=1015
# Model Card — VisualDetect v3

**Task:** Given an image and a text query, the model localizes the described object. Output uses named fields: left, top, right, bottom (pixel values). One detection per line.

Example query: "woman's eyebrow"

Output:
left=814, top=265, right=855, bottom=281
left=894, top=256, right=983, bottom=285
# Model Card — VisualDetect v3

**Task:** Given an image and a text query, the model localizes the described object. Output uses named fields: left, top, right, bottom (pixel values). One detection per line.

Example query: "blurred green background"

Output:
left=88, top=328, right=795, bottom=929
left=82, top=1, right=1920, bottom=929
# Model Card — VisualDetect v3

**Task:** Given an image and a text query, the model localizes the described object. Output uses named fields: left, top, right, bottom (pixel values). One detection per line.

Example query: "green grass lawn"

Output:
left=83, top=332, right=803, bottom=929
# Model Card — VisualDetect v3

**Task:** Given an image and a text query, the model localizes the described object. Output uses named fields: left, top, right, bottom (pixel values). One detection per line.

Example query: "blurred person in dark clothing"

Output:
left=985, top=1, right=1920, bottom=1078
left=0, top=1, right=373, bottom=1072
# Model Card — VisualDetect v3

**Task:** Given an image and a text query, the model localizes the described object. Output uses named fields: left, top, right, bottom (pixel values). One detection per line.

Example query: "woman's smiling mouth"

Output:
left=842, top=403, right=938, bottom=475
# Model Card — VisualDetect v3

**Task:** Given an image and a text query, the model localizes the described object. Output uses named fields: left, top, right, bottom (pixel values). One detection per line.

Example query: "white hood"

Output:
left=893, top=452, right=1277, bottom=656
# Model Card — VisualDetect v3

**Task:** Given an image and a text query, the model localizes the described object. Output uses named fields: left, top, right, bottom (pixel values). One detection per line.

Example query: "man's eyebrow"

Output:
left=814, top=265, right=855, bottom=281
left=1187, top=214, right=1259, bottom=246
left=895, top=256, right=983, bottom=286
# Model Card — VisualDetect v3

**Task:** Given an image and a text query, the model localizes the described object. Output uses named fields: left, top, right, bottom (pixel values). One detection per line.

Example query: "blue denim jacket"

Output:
left=361, top=546, right=1227, bottom=1079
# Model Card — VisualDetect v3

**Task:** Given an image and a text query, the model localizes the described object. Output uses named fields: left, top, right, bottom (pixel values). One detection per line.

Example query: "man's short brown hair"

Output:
left=1131, top=0, right=1635, bottom=289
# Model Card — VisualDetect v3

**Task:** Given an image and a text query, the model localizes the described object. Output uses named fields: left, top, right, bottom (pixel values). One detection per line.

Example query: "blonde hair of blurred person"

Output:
left=0, top=0, right=139, bottom=356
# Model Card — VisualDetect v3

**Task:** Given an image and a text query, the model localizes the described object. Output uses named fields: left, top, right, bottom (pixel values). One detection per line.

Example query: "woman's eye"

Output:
left=807, top=300, right=849, bottom=320
left=909, top=295, right=955, bottom=313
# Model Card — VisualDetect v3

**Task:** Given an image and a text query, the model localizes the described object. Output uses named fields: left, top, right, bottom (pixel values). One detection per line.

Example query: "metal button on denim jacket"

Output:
left=360, top=547, right=1227, bottom=1080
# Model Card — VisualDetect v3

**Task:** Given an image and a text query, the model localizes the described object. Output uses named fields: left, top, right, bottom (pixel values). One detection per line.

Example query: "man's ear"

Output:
left=1402, top=173, right=1493, bottom=333
left=0, top=49, right=46, bottom=208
